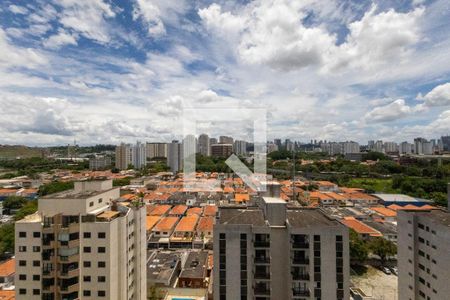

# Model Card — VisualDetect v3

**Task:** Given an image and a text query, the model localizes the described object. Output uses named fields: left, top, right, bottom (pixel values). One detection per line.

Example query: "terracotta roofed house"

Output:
left=170, top=215, right=199, bottom=246
left=168, top=204, right=188, bottom=216
left=0, top=258, right=15, bottom=289
left=203, top=205, right=218, bottom=217
left=148, top=204, right=172, bottom=216
left=186, top=207, right=203, bottom=216
left=340, top=217, right=382, bottom=240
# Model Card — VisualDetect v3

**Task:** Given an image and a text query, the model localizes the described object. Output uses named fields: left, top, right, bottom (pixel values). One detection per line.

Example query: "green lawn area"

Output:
left=0, top=146, right=42, bottom=159
left=346, top=178, right=400, bottom=193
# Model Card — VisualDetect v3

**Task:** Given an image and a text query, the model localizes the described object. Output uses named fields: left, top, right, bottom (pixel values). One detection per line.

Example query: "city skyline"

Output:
left=0, top=1, right=450, bottom=145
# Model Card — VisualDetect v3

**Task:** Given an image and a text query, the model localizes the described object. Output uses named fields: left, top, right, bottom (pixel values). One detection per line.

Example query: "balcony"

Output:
left=254, top=285, right=270, bottom=296
left=58, top=254, right=79, bottom=264
left=42, top=285, right=56, bottom=293
left=43, top=240, right=56, bottom=249
left=254, top=241, right=270, bottom=248
left=59, top=283, right=79, bottom=294
left=292, top=258, right=309, bottom=265
left=42, top=270, right=56, bottom=278
left=292, top=273, right=310, bottom=281
left=293, top=289, right=310, bottom=297
left=58, top=268, right=79, bottom=278
left=254, top=256, right=270, bottom=264
left=254, top=271, right=271, bottom=280
left=60, top=222, right=79, bottom=234
left=292, top=242, right=309, bottom=249
left=59, top=239, right=79, bottom=249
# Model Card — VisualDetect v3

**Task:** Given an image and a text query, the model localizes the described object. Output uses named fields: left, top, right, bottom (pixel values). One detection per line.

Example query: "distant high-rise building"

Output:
left=368, top=140, right=375, bottom=150
left=115, top=143, right=132, bottom=170
left=15, top=180, right=147, bottom=300
left=219, top=136, right=234, bottom=145
left=285, top=139, right=294, bottom=151
left=374, top=140, right=384, bottom=153
left=183, top=135, right=197, bottom=158
left=384, top=142, right=398, bottom=153
left=198, top=134, right=210, bottom=156
left=132, top=141, right=147, bottom=169
left=233, top=140, right=248, bottom=156
left=214, top=197, right=350, bottom=300
left=274, top=139, right=282, bottom=149
left=146, top=142, right=168, bottom=159
left=400, top=142, right=413, bottom=154
left=441, top=136, right=450, bottom=152
left=167, top=140, right=183, bottom=173
left=267, top=142, right=278, bottom=154
left=211, top=144, right=233, bottom=158
left=89, top=156, right=112, bottom=170
left=398, top=198, right=450, bottom=299
left=342, top=141, right=360, bottom=154
left=414, top=137, right=428, bottom=155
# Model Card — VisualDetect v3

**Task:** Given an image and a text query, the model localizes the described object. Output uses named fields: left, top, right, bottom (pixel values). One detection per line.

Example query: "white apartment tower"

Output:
left=132, top=141, right=147, bottom=169
left=233, top=140, right=248, bottom=156
left=398, top=205, right=450, bottom=300
left=15, top=180, right=147, bottom=300
left=214, top=197, right=350, bottom=300
left=146, top=142, right=168, bottom=159
left=167, top=140, right=183, bottom=173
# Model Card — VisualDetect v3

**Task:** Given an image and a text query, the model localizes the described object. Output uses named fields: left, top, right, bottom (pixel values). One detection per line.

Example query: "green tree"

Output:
left=113, top=178, right=131, bottom=186
left=14, top=200, right=38, bottom=221
left=38, top=181, right=74, bottom=196
left=349, top=229, right=369, bottom=264
left=0, top=224, right=15, bottom=256
left=369, top=237, right=397, bottom=264
left=3, top=196, right=27, bottom=210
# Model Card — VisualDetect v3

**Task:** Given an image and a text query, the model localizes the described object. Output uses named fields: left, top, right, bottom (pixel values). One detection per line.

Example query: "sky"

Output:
left=1, top=0, right=450, bottom=146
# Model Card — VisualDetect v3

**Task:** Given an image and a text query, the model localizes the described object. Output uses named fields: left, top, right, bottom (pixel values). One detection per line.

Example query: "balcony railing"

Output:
left=254, top=272, right=271, bottom=280
left=292, top=242, right=309, bottom=249
left=58, top=268, right=79, bottom=278
left=292, top=258, right=309, bottom=265
left=59, top=283, right=79, bottom=293
left=254, top=241, right=270, bottom=248
left=293, top=289, right=310, bottom=297
left=292, top=273, right=310, bottom=281
left=254, top=256, right=270, bottom=264
left=254, top=286, right=270, bottom=296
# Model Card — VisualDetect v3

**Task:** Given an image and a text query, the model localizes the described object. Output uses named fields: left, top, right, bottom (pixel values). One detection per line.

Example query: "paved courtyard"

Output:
left=351, top=265, right=398, bottom=300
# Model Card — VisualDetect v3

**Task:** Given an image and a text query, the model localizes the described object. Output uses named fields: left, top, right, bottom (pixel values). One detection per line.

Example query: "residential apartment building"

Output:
left=400, top=142, right=413, bottom=154
left=14, top=179, right=147, bottom=300
left=219, top=136, right=233, bottom=145
left=132, top=141, right=147, bottom=169
left=115, top=143, right=132, bottom=170
left=89, top=156, right=111, bottom=171
left=198, top=134, right=210, bottom=156
left=398, top=205, right=450, bottom=300
left=234, top=140, right=248, bottom=156
left=146, top=142, right=168, bottom=159
left=167, top=140, right=183, bottom=173
left=211, top=144, right=233, bottom=158
left=342, top=141, right=360, bottom=154
left=214, top=197, right=350, bottom=300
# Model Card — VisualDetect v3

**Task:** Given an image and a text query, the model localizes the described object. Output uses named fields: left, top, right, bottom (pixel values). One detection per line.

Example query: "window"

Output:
left=84, top=247, right=91, bottom=253
left=33, top=260, right=40, bottom=267
left=19, top=289, right=26, bottom=295
left=33, top=232, right=40, bottom=238
left=84, top=261, right=91, bottom=267
left=19, top=246, right=27, bottom=252
left=33, top=289, right=40, bottom=295
left=19, top=274, right=26, bottom=280
left=89, top=201, right=94, bottom=207
left=19, top=260, right=26, bottom=266
left=98, top=198, right=103, bottom=203
left=84, top=232, right=91, bottom=238
left=83, top=290, right=91, bottom=296
left=83, top=276, right=91, bottom=282
left=98, top=232, right=106, bottom=239
left=98, top=276, right=106, bottom=282
left=418, top=223, right=425, bottom=229
left=98, top=261, right=106, bottom=268
left=19, top=232, right=26, bottom=238
left=33, top=246, right=40, bottom=252
left=98, top=290, right=106, bottom=297
left=98, top=247, right=106, bottom=253
left=33, top=275, right=40, bottom=281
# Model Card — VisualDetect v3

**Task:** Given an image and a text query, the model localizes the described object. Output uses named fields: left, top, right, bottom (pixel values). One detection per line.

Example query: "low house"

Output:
left=147, top=251, right=182, bottom=288
left=340, top=217, right=382, bottom=240
left=196, top=217, right=214, bottom=245
left=150, top=217, right=180, bottom=248
left=168, top=204, right=188, bottom=217
left=170, top=215, right=199, bottom=248
left=0, top=258, right=15, bottom=289
left=178, top=251, right=209, bottom=289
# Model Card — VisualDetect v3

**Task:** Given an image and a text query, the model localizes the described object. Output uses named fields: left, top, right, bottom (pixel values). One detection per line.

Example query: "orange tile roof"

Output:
left=327, top=192, right=348, bottom=201
left=169, top=205, right=188, bottom=215
left=186, top=207, right=203, bottom=216
left=235, top=193, right=250, bottom=202
left=309, top=191, right=334, bottom=201
left=146, top=216, right=161, bottom=231
left=0, top=189, right=16, bottom=194
left=371, top=207, right=397, bottom=217
left=316, top=181, right=336, bottom=186
left=223, top=186, right=234, bottom=193
left=121, top=194, right=136, bottom=200
left=148, top=205, right=172, bottom=216
left=341, top=217, right=382, bottom=236
left=153, top=217, right=179, bottom=232
left=197, top=216, right=214, bottom=232
left=347, top=192, right=378, bottom=201
left=0, top=290, right=15, bottom=300
left=0, top=258, right=15, bottom=277
left=340, top=187, right=365, bottom=193
left=387, top=204, right=403, bottom=211
left=174, top=215, right=199, bottom=232
left=203, top=205, right=218, bottom=216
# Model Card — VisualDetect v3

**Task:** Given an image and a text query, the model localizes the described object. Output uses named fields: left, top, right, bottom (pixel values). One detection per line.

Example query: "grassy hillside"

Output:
left=0, top=145, right=43, bottom=159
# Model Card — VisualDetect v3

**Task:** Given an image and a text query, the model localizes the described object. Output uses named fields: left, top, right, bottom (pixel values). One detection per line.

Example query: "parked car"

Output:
left=390, top=266, right=398, bottom=275
left=382, top=266, right=391, bottom=275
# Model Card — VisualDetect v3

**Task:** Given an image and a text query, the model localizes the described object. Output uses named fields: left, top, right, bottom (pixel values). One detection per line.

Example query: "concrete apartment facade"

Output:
left=398, top=208, right=450, bottom=300
left=15, top=180, right=147, bottom=300
left=213, top=197, right=350, bottom=300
